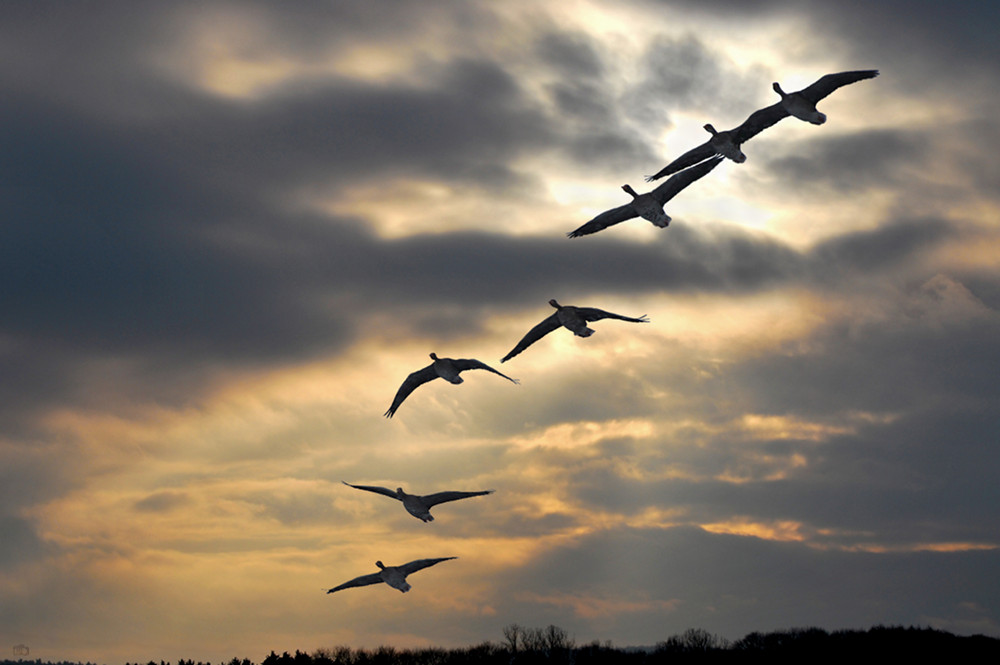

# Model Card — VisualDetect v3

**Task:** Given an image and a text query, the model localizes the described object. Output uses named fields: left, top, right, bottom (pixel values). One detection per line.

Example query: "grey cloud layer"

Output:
left=496, top=525, right=1000, bottom=641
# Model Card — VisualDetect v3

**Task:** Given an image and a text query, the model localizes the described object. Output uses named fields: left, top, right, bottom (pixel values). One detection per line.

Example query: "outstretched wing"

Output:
left=326, top=572, right=383, bottom=594
left=799, top=69, right=879, bottom=104
left=567, top=202, right=637, bottom=238
left=732, top=102, right=789, bottom=143
left=342, top=481, right=400, bottom=501
left=384, top=364, right=438, bottom=418
left=501, top=314, right=561, bottom=362
left=650, top=155, right=724, bottom=206
left=453, top=358, right=519, bottom=384
left=575, top=307, right=650, bottom=324
left=397, top=556, right=458, bottom=577
left=422, top=489, right=495, bottom=508
left=645, top=141, right=716, bottom=182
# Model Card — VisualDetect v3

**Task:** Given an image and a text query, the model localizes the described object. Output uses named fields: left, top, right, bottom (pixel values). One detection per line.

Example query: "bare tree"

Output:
left=503, top=623, right=522, bottom=655
left=544, top=625, right=574, bottom=653
left=655, top=627, right=729, bottom=655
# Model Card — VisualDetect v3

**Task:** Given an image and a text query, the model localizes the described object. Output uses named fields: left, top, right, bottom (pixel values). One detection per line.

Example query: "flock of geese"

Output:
left=327, top=69, right=879, bottom=595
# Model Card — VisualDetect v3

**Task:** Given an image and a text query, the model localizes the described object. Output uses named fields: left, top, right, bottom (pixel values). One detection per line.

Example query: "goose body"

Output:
left=384, top=353, right=518, bottom=417
left=568, top=155, right=723, bottom=238
left=502, top=299, right=650, bottom=362
left=343, top=481, right=495, bottom=522
left=326, top=557, right=457, bottom=594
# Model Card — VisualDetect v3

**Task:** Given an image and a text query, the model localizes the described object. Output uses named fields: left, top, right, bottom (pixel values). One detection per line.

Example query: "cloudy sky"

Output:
left=3, top=0, right=999, bottom=662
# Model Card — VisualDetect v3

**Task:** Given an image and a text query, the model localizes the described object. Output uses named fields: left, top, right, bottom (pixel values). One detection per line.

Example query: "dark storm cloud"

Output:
left=0, top=2, right=190, bottom=117
left=534, top=31, right=606, bottom=80
left=621, top=33, right=765, bottom=128
left=645, top=0, right=788, bottom=14
left=731, top=282, right=1000, bottom=415
left=802, top=1, right=1000, bottom=83
left=0, top=444, right=75, bottom=573
left=809, top=217, right=954, bottom=275
left=500, top=525, right=1000, bottom=640
left=762, top=129, right=926, bottom=193
left=0, top=515, right=48, bottom=567
left=956, top=118, right=1000, bottom=201
left=560, top=267, right=999, bottom=546
left=138, top=58, right=556, bottom=197
left=649, top=0, right=1000, bottom=66
left=547, top=82, right=616, bottom=124
left=642, top=0, right=1000, bottom=112
left=241, top=488, right=340, bottom=526
left=0, top=0, right=496, bottom=103
left=569, top=407, right=1000, bottom=546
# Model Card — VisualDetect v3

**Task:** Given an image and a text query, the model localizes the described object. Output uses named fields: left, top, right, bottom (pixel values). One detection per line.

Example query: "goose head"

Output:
left=395, top=487, right=406, bottom=498
left=375, top=561, right=385, bottom=570
left=621, top=184, right=640, bottom=198
left=548, top=299, right=562, bottom=309
left=703, top=123, right=719, bottom=136
left=429, top=353, right=439, bottom=360
left=772, top=81, right=786, bottom=98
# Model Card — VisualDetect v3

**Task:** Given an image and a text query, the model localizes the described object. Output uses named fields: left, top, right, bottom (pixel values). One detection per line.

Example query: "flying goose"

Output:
left=770, top=69, right=879, bottom=125
left=384, top=353, right=519, bottom=418
left=567, top=155, right=722, bottom=238
left=645, top=116, right=775, bottom=182
left=326, top=557, right=457, bottom=594
left=501, top=299, right=649, bottom=362
left=645, top=69, right=879, bottom=182
left=342, top=481, right=495, bottom=522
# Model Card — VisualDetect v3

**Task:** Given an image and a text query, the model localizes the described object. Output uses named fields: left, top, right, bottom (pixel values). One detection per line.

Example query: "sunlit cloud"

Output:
left=700, top=518, right=806, bottom=542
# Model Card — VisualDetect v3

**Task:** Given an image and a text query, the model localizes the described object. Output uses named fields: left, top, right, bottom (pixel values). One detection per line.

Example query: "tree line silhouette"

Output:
left=6, top=624, right=998, bottom=665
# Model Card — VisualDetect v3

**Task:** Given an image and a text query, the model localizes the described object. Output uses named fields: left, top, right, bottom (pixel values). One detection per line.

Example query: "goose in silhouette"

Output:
left=342, top=482, right=495, bottom=522
left=384, top=353, right=518, bottom=417
left=646, top=117, right=774, bottom=182
left=326, top=557, right=457, bottom=594
left=645, top=70, right=879, bottom=181
left=770, top=69, right=879, bottom=125
left=568, top=155, right=722, bottom=238
left=502, top=299, right=649, bottom=362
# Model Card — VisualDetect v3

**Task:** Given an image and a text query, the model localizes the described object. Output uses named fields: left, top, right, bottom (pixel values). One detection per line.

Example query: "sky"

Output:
left=2, top=0, right=999, bottom=662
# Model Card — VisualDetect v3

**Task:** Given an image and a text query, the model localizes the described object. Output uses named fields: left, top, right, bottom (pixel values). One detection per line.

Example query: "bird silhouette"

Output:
left=770, top=69, right=879, bottom=125
left=568, top=156, right=723, bottom=237
left=342, top=482, right=495, bottom=522
left=384, top=353, right=518, bottom=417
left=325, top=557, right=457, bottom=594
left=502, top=299, right=649, bottom=362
